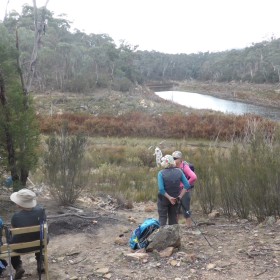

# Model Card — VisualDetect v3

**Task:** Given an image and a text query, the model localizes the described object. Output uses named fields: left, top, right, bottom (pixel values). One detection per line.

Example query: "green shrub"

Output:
left=43, top=126, right=89, bottom=205
left=192, top=148, right=217, bottom=214
left=216, top=146, right=251, bottom=218
left=245, top=131, right=280, bottom=221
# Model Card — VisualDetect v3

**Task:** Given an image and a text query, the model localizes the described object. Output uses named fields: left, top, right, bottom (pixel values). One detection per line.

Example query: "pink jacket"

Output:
left=179, top=162, right=197, bottom=190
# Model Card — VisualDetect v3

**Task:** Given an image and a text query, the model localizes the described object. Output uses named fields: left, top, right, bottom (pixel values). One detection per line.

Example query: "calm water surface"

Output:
left=155, top=91, right=280, bottom=121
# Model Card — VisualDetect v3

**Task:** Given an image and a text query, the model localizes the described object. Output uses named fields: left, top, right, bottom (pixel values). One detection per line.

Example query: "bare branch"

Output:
left=26, top=0, right=50, bottom=93
left=3, top=0, right=10, bottom=20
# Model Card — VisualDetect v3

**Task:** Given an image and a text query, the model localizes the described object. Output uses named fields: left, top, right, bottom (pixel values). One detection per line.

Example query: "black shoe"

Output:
left=15, top=266, right=25, bottom=279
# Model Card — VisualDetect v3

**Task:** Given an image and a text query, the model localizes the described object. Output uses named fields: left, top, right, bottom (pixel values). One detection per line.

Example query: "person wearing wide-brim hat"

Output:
left=157, top=155, right=191, bottom=226
left=9, top=189, right=47, bottom=279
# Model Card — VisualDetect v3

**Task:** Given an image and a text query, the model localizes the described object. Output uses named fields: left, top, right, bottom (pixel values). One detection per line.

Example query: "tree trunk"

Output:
left=12, top=0, right=49, bottom=187
left=20, top=168, right=28, bottom=187
left=0, top=68, right=20, bottom=188
left=26, top=0, right=50, bottom=92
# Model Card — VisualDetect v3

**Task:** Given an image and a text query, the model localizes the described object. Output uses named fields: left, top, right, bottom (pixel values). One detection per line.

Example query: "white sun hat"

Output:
left=10, top=188, right=37, bottom=208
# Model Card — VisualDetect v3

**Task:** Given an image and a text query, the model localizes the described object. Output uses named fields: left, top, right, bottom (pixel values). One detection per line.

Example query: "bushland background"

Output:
left=0, top=4, right=280, bottom=279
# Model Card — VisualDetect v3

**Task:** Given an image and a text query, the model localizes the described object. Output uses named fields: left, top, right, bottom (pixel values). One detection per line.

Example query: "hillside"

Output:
left=33, top=81, right=280, bottom=117
left=33, top=87, right=195, bottom=116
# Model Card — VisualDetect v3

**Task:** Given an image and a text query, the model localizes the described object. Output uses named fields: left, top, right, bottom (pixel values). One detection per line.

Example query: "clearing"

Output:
left=1, top=186, right=279, bottom=280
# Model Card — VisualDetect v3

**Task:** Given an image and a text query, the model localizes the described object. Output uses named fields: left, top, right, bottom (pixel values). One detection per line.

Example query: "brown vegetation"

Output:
left=39, top=112, right=277, bottom=141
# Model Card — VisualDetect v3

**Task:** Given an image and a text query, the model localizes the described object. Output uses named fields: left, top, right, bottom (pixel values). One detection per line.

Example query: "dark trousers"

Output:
left=11, top=253, right=43, bottom=269
left=157, top=194, right=178, bottom=226
left=178, top=191, right=191, bottom=218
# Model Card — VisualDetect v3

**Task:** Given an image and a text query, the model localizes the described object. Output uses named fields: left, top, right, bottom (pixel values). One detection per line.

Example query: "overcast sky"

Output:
left=1, top=0, right=280, bottom=54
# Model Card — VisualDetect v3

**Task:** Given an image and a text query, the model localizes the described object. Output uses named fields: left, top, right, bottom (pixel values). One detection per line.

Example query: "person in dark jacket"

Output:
left=10, top=188, right=47, bottom=279
left=157, top=155, right=191, bottom=226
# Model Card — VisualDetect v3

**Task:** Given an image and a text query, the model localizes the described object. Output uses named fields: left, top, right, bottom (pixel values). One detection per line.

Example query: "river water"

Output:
left=155, top=91, right=280, bottom=121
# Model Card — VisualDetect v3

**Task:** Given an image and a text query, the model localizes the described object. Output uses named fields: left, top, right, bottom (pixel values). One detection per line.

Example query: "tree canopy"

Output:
left=1, top=6, right=280, bottom=95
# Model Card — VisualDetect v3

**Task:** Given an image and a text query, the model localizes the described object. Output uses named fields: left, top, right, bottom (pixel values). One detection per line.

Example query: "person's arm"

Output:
left=183, top=164, right=197, bottom=185
left=158, top=171, right=176, bottom=204
left=178, top=171, right=191, bottom=199
left=157, top=171, right=166, bottom=195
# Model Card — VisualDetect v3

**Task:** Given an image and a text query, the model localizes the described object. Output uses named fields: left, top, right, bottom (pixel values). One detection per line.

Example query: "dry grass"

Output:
left=38, top=111, right=277, bottom=142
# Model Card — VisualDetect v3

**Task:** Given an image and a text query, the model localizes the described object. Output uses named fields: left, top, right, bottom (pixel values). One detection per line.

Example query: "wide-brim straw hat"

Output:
left=10, top=188, right=37, bottom=208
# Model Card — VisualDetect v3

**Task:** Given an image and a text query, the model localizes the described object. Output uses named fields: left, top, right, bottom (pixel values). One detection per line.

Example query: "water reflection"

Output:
left=155, top=91, right=280, bottom=121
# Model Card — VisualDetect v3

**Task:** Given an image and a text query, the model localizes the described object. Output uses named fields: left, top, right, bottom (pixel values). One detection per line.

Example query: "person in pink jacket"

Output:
left=172, top=151, right=197, bottom=227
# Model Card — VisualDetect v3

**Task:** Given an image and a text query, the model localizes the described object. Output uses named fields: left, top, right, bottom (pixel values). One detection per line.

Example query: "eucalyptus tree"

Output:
left=84, top=33, right=120, bottom=90
left=0, top=1, right=49, bottom=189
left=113, top=41, right=140, bottom=91
left=0, top=25, right=40, bottom=190
left=264, top=39, right=280, bottom=83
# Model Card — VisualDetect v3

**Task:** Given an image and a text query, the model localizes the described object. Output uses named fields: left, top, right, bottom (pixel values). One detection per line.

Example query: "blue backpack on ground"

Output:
left=129, top=218, right=160, bottom=250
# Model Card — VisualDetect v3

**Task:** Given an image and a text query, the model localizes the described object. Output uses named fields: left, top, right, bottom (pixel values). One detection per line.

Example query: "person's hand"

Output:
left=169, top=197, right=177, bottom=205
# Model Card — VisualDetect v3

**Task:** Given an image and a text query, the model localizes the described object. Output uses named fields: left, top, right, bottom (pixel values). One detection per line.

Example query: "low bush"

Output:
left=43, top=126, right=90, bottom=205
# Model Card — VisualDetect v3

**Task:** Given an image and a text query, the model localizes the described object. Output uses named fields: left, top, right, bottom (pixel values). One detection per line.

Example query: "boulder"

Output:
left=146, top=224, right=181, bottom=252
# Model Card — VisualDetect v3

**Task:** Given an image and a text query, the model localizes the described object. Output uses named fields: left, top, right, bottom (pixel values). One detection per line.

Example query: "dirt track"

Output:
left=1, top=190, right=279, bottom=280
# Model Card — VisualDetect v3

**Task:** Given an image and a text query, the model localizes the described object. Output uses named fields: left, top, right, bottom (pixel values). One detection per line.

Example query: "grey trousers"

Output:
left=157, top=194, right=178, bottom=226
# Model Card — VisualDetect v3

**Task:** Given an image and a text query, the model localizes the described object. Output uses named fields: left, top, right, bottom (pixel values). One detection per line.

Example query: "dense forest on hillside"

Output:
left=1, top=4, right=280, bottom=94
